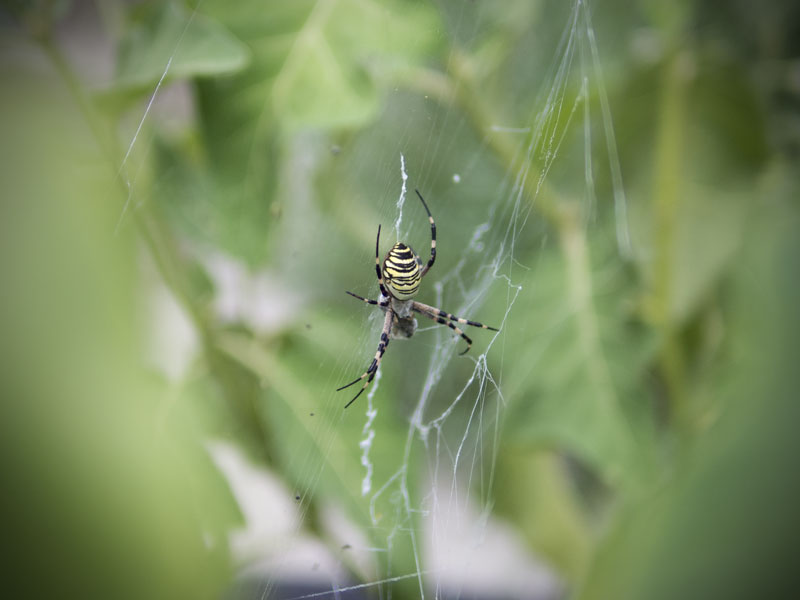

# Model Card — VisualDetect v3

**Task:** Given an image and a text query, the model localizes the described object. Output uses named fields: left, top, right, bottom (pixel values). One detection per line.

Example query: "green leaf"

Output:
left=666, top=58, right=767, bottom=323
left=503, top=227, right=658, bottom=493
left=195, top=0, right=440, bottom=145
left=152, top=135, right=278, bottom=269
left=114, top=2, right=249, bottom=90
left=154, top=0, right=439, bottom=264
left=577, top=201, right=800, bottom=600
left=216, top=312, right=423, bottom=583
left=270, top=0, right=440, bottom=129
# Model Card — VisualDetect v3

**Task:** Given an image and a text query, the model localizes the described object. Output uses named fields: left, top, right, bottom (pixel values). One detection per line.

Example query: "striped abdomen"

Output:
left=382, top=243, right=422, bottom=300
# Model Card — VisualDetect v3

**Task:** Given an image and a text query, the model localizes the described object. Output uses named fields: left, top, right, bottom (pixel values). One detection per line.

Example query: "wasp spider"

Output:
left=338, top=190, right=498, bottom=408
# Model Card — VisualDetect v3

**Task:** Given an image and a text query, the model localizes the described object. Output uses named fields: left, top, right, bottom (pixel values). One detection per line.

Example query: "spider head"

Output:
left=382, top=242, right=422, bottom=300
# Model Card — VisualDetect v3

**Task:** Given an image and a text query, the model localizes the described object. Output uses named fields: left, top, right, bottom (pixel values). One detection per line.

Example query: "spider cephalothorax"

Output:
left=337, top=190, right=498, bottom=408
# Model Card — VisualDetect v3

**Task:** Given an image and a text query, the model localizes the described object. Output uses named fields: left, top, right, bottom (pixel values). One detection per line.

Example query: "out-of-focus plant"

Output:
left=1, top=0, right=798, bottom=598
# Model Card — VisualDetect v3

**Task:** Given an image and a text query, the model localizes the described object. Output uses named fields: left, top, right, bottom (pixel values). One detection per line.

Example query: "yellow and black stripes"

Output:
left=373, top=190, right=435, bottom=301
left=346, top=290, right=389, bottom=307
left=383, top=243, right=422, bottom=300
left=412, top=300, right=499, bottom=332
left=338, top=189, right=499, bottom=407
left=415, top=189, right=436, bottom=277
left=413, top=306, right=473, bottom=355
left=413, top=301, right=499, bottom=355
left=338, top=309, right=394, bottom=408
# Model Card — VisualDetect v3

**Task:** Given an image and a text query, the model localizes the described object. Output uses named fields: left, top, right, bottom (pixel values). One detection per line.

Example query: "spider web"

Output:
left=317, top=3, right=626, bottom=598
left=116, top=0, right=628, bottom=598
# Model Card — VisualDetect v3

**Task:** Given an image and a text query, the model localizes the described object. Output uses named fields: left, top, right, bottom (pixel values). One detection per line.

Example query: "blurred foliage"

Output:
left=113, top=2, right=249, bottom=91
left=1, top=0, right=799, bottom=598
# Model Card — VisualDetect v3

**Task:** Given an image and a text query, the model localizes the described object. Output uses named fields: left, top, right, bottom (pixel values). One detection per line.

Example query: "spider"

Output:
left=338, top=189, right=498, bottom=408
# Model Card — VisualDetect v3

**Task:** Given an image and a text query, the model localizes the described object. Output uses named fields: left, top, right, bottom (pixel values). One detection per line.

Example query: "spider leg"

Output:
left=412, top=300, right=499, bottom=331
left=346, top=291, right=389, bottom=307
left=337, top=308, right=394, bottom=408
left=374, top=224, right=391, bottom=298
left=415, top=189, right=436, bottom=277
left=412, top=305, right=474, bottom=355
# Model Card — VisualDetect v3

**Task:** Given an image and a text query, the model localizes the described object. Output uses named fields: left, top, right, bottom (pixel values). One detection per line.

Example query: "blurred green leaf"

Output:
left=152, top=135, right=277, bottom=267
left=1, top=0, right=73, bottom=37
left=667, top=57, right=767, bottom=323
left=576, top=184, right=800, bottom=600
left=216, top=308, right=423, bottom=582
left=151, top=0, right=440, bottom=265
left=495, top=450, right=592, bottom=580
left=5, top=0, right=800, bottom=597
left=503, top=226, right=658, bottom=493
left=0, top=62, right=237, bottom=598
left=114, top=2, right=249, bottom=91
left=200, top=0, right=441, bottom=131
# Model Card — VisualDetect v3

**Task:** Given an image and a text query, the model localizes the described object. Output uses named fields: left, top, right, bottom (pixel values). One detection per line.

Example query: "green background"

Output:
left=1, top=0, right=798, bottom=598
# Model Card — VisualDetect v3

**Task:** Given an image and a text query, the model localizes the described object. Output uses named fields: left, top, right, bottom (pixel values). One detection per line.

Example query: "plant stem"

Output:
left=650, top=51, right=691, bottom=434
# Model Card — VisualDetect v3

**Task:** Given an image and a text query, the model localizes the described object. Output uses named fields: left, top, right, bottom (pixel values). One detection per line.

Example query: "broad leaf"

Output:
left=503, top=229, right=658, bottom=493
left=114, top=2, right=249, bottom=90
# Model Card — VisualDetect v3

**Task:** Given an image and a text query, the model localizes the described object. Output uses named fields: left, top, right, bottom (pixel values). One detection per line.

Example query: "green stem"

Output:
left=558, top=204, right=617, bottom=416
left=650, top=51, right=691, bottom=432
